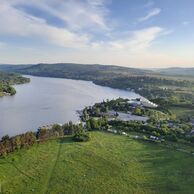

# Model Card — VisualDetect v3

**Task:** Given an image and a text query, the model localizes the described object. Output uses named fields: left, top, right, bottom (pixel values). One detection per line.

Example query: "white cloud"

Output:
left=114, top=27, right=164, bottom=51
left=7, top=0, right=110, bottom=31
left=0, top=2, right=90, bottom=48
left=0, top=1, right=164, bottom=51
left=90, top=27, right=165, bottom=53
left=138, top=8, right=161, bottom=22
left=0, top=0, right=113, bottom=48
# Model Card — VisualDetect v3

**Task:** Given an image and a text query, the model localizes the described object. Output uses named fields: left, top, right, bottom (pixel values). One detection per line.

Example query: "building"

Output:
left=127, top=98, right=158, bottom=108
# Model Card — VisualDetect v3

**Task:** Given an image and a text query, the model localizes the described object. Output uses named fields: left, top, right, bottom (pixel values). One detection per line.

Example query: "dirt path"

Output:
left=43, top=142, right=62, bottom=194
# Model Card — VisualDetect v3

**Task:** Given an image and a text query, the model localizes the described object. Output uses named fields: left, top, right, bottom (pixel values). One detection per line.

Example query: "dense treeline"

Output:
left=94, top=76, right=194, bottom=110
left=0, top=72, right=30, bottom=85
left=95, top=76, right=192, bottom=89
left=0, top=72, right=30, bottom=96
left=0, top=83, right=16, bottom=95
left=0, top=122, right=88, bottom=156
left=0, top=118, right=108, bottom=156
left=83, top=98, right=130, bottom=115
left=94, top=76, right=194, bottom=99
left=0, top=132, right=36, bottom=156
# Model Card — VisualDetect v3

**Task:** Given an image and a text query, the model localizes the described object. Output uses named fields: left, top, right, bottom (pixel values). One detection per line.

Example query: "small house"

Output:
left=149, top=135, right=159, bottom=141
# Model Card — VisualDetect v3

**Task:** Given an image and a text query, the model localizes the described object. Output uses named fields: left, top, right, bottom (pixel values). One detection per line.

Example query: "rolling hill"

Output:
left=0, top=63, right=150, bottom=81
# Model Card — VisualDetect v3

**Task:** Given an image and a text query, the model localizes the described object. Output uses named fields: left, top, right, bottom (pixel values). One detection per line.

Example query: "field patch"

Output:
left=0, top=132, right=194, bottom=193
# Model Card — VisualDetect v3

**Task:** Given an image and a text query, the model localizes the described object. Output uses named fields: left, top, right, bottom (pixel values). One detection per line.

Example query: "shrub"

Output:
left=166, top=134, right=178, bottom=142
left=73, top=132, right=90, bottom=142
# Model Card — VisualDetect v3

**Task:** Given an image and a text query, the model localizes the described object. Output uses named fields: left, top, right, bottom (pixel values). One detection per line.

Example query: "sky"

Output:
left=0, top=0, right=194, bottom=68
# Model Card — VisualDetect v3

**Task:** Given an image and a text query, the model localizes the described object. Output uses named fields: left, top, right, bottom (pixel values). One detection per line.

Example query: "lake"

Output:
left=0, top=76, right=139, bottom=138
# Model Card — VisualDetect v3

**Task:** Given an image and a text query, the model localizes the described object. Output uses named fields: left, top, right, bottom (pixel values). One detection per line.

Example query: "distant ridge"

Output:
left=0, top=63, right=151, bottom=81
left=1, top=63, right=194, bottom=77
left=0, top=63, right=146, bottom=72
left=156, top=67, right=194, bottom=76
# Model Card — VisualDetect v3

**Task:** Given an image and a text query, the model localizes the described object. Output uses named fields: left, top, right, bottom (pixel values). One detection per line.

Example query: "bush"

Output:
left=188, top=136, right=194, bottom=143
left=73, top=133, right=90, bottom=142
left=166, top=134, right=178, bottom=142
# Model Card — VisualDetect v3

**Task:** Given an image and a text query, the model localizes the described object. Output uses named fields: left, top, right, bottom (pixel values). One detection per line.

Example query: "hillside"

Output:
left=2, top=64, right=194, bottom=78
left=0, top=132, right=194, bottom=194
left=156, top=67, right=194, bottom=76
left=0, top=63, right=149, bottom=80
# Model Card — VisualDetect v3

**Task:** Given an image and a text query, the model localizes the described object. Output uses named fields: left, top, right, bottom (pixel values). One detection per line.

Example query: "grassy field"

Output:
left=169, top=106, right=194, bottom=119
left=1, top=132, right=194, bottom=194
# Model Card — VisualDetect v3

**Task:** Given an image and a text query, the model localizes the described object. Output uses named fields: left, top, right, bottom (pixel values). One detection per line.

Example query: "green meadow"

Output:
left=1, top=132, right=194, bottom=194
left=169, top=106, right=194, bottom=119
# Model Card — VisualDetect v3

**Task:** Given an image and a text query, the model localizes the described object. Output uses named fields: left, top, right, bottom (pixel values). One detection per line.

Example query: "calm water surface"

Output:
left=0, top=76, right=139, bottom=137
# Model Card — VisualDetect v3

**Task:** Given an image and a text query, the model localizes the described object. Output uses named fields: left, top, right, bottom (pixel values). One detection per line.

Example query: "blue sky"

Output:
left=0, top=0, right=193, bottom=68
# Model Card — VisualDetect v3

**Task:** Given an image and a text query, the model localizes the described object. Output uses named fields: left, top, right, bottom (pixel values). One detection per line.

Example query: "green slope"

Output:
left=0, top=132, right=194, bottom=194
left=0, top=63, right=149, bottom=80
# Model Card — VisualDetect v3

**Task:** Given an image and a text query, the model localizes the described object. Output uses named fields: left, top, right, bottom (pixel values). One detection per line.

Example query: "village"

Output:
left=80, top=97, right=194, bottom=147
left=35, top=97, right=194, bottom=153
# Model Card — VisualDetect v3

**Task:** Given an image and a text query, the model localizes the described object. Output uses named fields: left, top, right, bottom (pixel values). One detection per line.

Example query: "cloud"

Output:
left=114, top=27, right=164, bottom=51
left=0, top=1, right=164, bottom=51
left=138, top=8, right=161, bottom=22
left=91, top=27, right=165, bottom=53
left=0, top=1, right=90, bottom=48
left=0, top=0, right=113, bottom=48
left=7, top=0, right=110, bottom=31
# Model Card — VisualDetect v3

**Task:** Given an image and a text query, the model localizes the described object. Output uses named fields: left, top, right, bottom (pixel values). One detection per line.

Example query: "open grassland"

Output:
left=1, top=132, right=194, bottom=194
left=169, top=106, right=194, bottom=119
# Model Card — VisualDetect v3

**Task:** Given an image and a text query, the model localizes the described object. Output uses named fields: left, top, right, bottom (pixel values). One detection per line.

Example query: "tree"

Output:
left=133, top=108, right=142, bottom=116
left=93, top=107, right=101, bottom=116
left=0, top=142, right=6, bottom=156
left=82, top=108, right=89, bottom=121
left=1, top=135, right=12, bottom=153
left=189, top=136, right=194, bottom=143
left=98, top=117, right=108, bottom=130
left=37, top=128, right=47, bottom=142
left=89, top=118, right=99, bottom=130
left=11, top=136, right=21, bottom=151
left=166, top=134, right=178, bottom=142
left=72, top=127, right=90, bottom=142
left=86, top=120, right=91, bottom=130
left=52, top=124, right=63, bottom=136
left=63, top=121, right=77, bottom=135
left=25, top=132, right=36, bottom=146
